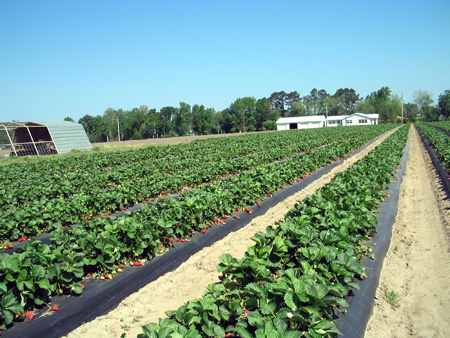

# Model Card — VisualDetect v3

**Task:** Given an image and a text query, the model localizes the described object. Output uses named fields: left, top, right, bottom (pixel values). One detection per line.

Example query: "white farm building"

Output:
left=276, top=113, right=379, bottom=131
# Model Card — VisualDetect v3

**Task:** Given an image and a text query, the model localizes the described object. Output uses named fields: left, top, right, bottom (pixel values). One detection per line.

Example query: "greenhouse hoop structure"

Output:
left=0, top=121, right=92, bottom=157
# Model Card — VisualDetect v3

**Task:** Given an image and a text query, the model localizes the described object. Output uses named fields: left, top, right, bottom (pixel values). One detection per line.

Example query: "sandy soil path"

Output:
left=65, top=128, right=397, bottom=338
left=365, top=125, right=450, bottom=337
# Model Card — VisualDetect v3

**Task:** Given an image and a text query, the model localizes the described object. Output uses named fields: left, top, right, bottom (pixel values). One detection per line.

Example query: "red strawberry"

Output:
left=119, top=264, right=124, bottom=269
left=108, top=212, right=112, bottom=216
left=6, top=244, right=12, bottom=249
left=225, top=334, right=232, bottom=338
left=103, top=273, right=109, bottom=279
left=189, top=233, right=193, bottom=237
left=220, top=219, right=226, bottom=224
left=101, top=216, right=106, bottom=219
left=180, top=239, right=185, bottom=242
left=81, top=284, right=85, bottom=289
left=61, top=227, right=66, bottom=230
left=123, top=207, right=126, bottom=210
left=85, top=216, right=89, bottom=219
left=51, top=305, right=59, bottom=311
left=133, top=261, right=140, bottom=266
left=143, top=200, right=148, bottom=204
left=176, top=238, right=180, bottom=242
left=236, top=208, right=241, bottom=212
left=151, top=198, right=155, bottom=202
left=162, top=194, right=166, bottom=197
left=213, top=218, right=218, bottom=223
left=205, top=225, right=209, bottom=229
left=27, top=311, right=34, bottom=320
left=201, top=230, right=206, bottom=234
left=19, top=312, right=26, bottom=320
left=168, top=237, right=174, bottom=243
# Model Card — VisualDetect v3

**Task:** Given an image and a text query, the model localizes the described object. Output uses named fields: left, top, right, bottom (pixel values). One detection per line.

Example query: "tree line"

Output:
left=69, top=87, right=450, bottom=143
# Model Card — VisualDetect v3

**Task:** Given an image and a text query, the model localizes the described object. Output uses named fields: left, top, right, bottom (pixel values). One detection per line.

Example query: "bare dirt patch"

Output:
left=65, top=129, right=397, bottom=338
left=92, top=131, right=272, bottom=149
left=365, top=125, right=450, bottom=338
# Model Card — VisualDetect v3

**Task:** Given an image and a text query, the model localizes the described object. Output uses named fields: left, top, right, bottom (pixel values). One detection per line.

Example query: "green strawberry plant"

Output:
left=0, top=125, right=402, bottom=330
left=139, top=125, right=409, bottom=337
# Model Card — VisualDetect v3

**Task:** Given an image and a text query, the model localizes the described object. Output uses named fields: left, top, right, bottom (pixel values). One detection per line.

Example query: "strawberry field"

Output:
left=416, top=122, right=450, bottom=171
left=0, top=124, right=410, bottom=336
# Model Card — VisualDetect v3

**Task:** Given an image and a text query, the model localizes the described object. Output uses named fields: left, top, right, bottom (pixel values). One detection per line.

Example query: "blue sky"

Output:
left=1, top=0, right=449, bottom=122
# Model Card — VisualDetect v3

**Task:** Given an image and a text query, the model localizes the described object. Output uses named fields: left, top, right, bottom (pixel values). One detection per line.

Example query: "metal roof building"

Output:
left=276, top=113, right=379, bottom=130
left=0, top=121, right=92, bottom=157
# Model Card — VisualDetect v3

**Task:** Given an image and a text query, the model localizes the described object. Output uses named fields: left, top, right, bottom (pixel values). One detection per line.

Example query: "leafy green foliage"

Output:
left=138, top=126, right=409, bottom=337
left=0, top=125, right=400, bottom=330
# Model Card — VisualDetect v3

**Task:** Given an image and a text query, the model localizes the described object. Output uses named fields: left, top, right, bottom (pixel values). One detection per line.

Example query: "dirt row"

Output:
left=365, top=125, right=450, bottom=337
left=65, top=128, right=401, bottom=338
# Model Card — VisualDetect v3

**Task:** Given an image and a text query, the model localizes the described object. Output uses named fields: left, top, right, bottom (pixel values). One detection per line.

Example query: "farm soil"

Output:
left=65, top=125, right=449, bottom=338
left=365, top=125, right=450, bottom=337
left=92, top=131, right=268, bottom=148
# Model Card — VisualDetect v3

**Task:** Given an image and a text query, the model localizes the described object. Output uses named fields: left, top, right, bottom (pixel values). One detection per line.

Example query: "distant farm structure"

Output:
left=0, top=121, right=92, bottom=157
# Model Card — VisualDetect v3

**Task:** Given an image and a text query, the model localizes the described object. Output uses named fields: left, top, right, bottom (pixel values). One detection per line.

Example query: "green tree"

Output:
left=64, top=116, right=75, bottom=122
left=89, top=115, right=108, bottom=143
left=413, top=89, right=434, bottom=120
left=262, top=120, right=277, bottom=130
left=438, top=90, right=450, bottom=119
left=158, top=106, right=177, bottom=137
left=229, top=97, right=257, bottom=132
left=143, top=109, right=158, bottom=138
left=332, top=88, right=360, bottom=115
left=316, top=89, right=330, bottom=115
left=255, top=98, right=271, bottom=130
left=174, top=102, right=192, bottom=136
left=103, top=108, right=120, bottom=141
left=216, top=108, right=234, bottom=133
left=78, top=114, right=95, bottom=137
left=290, top=101, right=306, bottom=117
left=361, top=86, right=394, bottom=123
left=269, top=91, right=300, bottom=116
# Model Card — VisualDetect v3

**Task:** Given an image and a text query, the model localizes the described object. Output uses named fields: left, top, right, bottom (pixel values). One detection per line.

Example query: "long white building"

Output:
left=276, top=113, right=379, bottom=130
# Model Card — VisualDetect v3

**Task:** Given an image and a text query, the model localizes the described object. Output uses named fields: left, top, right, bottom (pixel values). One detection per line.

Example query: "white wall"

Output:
left=277, top=123, right=289, bottom=131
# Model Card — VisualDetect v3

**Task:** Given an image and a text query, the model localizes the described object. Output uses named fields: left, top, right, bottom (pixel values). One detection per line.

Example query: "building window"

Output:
left=347, top=120, right=352, bottom=124
left=358, top=119, right=368, bottom=124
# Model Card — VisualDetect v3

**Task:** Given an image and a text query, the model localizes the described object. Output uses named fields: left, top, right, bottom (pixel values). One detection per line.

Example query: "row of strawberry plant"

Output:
left=1, top=126, right=378, bottom=202
left=137, top=125, right=409, bottom=338
left=0, top=126, right=395, bottom=241
left=416, top=123, right=450, bottom=171
left=426, top=121, right=450, bottom=135
left=0, top=126, right=396, bottom=329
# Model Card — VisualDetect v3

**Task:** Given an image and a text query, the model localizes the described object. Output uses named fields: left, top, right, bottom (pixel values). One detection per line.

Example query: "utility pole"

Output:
left=401, top=92, right=404, bottom=124
left=117, top=116, right=120, bottom=142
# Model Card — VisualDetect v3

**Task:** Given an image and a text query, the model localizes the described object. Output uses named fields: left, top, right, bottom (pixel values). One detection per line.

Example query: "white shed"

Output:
left=276, top=116, right=326, bottom=130
left=0, top=121, right=92, bottom=156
